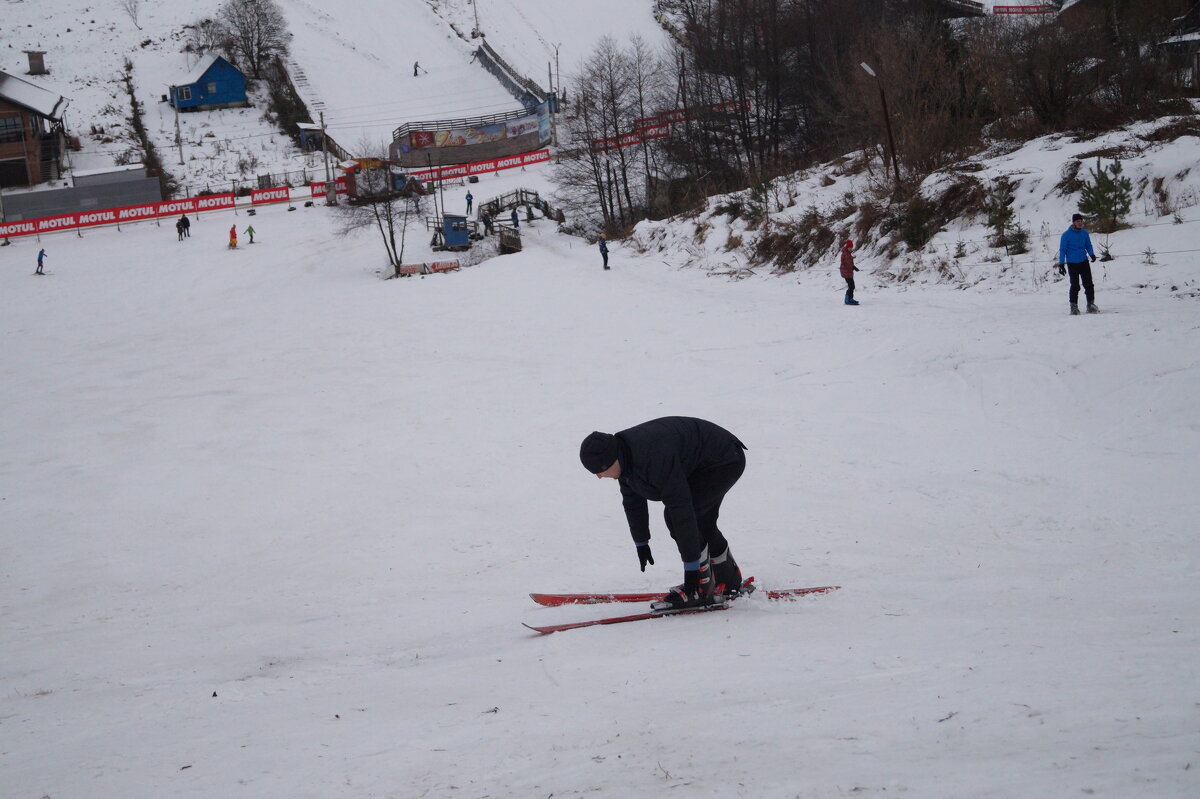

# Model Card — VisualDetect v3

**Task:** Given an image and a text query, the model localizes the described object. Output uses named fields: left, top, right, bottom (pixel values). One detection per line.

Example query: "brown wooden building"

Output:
left=0, top=69, right=69, bottom=189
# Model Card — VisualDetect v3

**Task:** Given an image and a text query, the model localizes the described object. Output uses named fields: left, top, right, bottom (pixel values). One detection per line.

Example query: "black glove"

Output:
left=1089, top=254, right=1096, bottom=263
left=636, top=543, right=654, bottom=572
left=854, top=267, right=860, bottom=272
left=1058, top=264, right=1066, bottom=276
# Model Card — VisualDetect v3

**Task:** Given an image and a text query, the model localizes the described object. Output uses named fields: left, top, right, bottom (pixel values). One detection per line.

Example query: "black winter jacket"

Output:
left=615, top=416, right=746, bottom=563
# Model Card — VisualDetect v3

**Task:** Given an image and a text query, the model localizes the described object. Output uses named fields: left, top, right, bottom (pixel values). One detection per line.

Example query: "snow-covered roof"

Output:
left=0, top=69, right=68, bottom=119
left=1161, top=31, right=1200, bottom=46
left=175, top=54, right=230, bottom=87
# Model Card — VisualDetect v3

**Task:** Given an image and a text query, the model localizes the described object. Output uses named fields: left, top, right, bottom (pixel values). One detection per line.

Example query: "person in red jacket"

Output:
left=840, top=239, right=860, bottom=305
left=228, top=225, right=238, bottom=249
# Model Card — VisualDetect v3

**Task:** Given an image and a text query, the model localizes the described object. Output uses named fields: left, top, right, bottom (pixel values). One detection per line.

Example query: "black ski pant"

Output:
left=663, top=448, right=746, bottom=562
left=601, top=250, right=608, bottom=268
left=1067, top=261, right=1094, bottom=305
left=844, top=276, right=856, bottom=301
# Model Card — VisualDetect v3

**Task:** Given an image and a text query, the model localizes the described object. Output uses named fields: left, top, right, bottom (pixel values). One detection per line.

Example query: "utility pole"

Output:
left=0, top=187, right=9, bottom=246
left=320, top=111, right=335, bottom=206
left=172, top=89, right=184, bottom=166
left=472, top=0, right=481, bottom=37
left=860, top=62, right=902, bottom=188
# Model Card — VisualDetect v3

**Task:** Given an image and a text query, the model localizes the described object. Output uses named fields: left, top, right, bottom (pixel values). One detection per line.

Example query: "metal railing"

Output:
left=392, top=107, right=532, bottom=141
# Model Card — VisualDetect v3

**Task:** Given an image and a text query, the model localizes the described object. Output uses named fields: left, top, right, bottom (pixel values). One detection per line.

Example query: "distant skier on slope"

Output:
left=840, top=239, right=860, bottom=305
left=598, top=234, right=609, bottom=269
left=1058, top=213, right=1098, bottom=315
left=579, top=417, right=748, bottom=609
left=228, top=225, right=238, bottom=249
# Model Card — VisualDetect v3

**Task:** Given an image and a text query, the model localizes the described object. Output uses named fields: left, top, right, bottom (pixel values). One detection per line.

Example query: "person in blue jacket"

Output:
left=1059, top=213, right=1098, bottom=314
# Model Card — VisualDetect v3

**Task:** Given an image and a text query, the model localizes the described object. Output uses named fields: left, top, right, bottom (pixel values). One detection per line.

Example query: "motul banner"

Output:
left=408, top=149, right=551, bottom=183
left=591, top=123, right=670, bottom=153
left=596, top=101, right=751, bottom=153
left=251, top=187, right=290, bottom=205
left=993, top=5, right=1055, bottom=13
left=0, top=192, right=237, bottom=239
left=310, top=176, right=349, bottom=197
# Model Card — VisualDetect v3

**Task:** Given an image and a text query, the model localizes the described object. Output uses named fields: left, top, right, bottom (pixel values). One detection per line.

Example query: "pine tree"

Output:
left=985, top=181, right=1015, bottom=249
left=1079, top=158, right=1133, bottom=233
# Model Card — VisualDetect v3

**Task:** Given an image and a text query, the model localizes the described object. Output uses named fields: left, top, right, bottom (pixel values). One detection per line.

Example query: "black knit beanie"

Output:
left=579, top=431, right=619, bottom=473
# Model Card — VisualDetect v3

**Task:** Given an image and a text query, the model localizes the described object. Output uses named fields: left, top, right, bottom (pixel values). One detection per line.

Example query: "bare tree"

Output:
left=334, top=144, right=421, bottom=278
left=218, top=0, right=290, bottom=79
left=183, top=18, right=234, bottom=61
left=120, top=0, right=142, bottom=30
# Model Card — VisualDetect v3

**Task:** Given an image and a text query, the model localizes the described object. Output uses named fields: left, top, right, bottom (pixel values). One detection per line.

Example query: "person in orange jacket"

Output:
left=228, top=225, right=238, bottom=249
left=840, top=239, right=860, bottom=305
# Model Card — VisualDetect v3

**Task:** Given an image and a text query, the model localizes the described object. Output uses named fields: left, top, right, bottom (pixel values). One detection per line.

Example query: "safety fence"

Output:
left=409, top=149, right=550, bottom=183
left=0, top=187, right=296, bottom=239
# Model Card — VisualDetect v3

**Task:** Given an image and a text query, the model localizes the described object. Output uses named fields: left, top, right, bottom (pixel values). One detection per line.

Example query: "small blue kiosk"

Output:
left=439, top=214, right=471, bottom=251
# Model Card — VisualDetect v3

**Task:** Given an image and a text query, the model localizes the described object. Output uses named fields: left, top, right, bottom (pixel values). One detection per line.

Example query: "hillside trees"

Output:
left=219, top=0, right=290, bottom=79
left=183, top=0, right=289, bottom=79
left=555, top=36, right=670, bottom=233
left=561, top=0, right=1193, bottom=233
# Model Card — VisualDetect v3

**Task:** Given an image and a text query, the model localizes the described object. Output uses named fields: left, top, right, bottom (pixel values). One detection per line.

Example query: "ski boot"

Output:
left=712, top=546, right=743, bottom=598
left=1086, top=302, right=1099, bottom=314
left=844, top=293, right=860, bottom=306
left=1070, top=303, right=1081, bottom=316
left=654, top=553, right=714, bottom=610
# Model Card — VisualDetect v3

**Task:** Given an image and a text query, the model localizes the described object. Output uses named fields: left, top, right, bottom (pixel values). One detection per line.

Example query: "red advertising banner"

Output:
left=309, top=176, right=349, bottom=197
left=408, top=149, right=551, bottom=183
left=251, top=187, right=290, bottom=205
left=0, top=192, right=238, bottom=239
left=597, top=101, right=752, bottom=153
left=427, top=260, right=461, bottom=273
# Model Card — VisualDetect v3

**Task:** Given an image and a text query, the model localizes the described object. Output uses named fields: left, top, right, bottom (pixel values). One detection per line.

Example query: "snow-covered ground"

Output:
left=3, top=1, right=1200, bottom=796
left=0, top=0, right=664, bottom=194
left=427, top=0, right=669, bottom=85
left=634, top=112, right=1200, bottom=300
left=3, top=136, right=1200, bottom=795
left=0, top=0, right=317, bottom=191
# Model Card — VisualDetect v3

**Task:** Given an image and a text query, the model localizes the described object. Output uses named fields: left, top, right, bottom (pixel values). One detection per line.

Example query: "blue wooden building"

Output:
left=169, top=55, right=248, bottom=111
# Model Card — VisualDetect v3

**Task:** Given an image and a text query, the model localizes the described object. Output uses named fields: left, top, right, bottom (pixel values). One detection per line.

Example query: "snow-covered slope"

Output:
left=3, top=145, right=1200, bottom=795
left=426, top=0, right=669, bottom=85
left=634, top=113, right=1200, bottom=301
left=0, top=0, right=667, bottom=193
left=0, top=0, right=316, bottom=193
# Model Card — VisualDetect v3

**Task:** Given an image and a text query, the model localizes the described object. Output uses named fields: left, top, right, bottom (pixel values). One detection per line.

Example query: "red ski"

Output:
left=529, top=577, right=839, bottom=606
left=524, top=601, right=732, bottom=634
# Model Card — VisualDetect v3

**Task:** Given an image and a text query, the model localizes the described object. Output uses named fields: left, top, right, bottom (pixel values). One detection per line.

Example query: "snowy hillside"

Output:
left=0, top=0, right=667, bottom=194
left=3, top=1, right=1200, bottom=797
left=3, top=148, right=1199, bottom=795
left=633, top=112, right=1200, bottom=301
left=0, top=0, right=312, bottom=193
left=425, top=0, right=669, bottom=84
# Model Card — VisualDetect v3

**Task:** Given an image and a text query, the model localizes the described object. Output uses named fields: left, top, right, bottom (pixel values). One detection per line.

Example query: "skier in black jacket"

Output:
left=580, top=416, right=747, bottom=608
